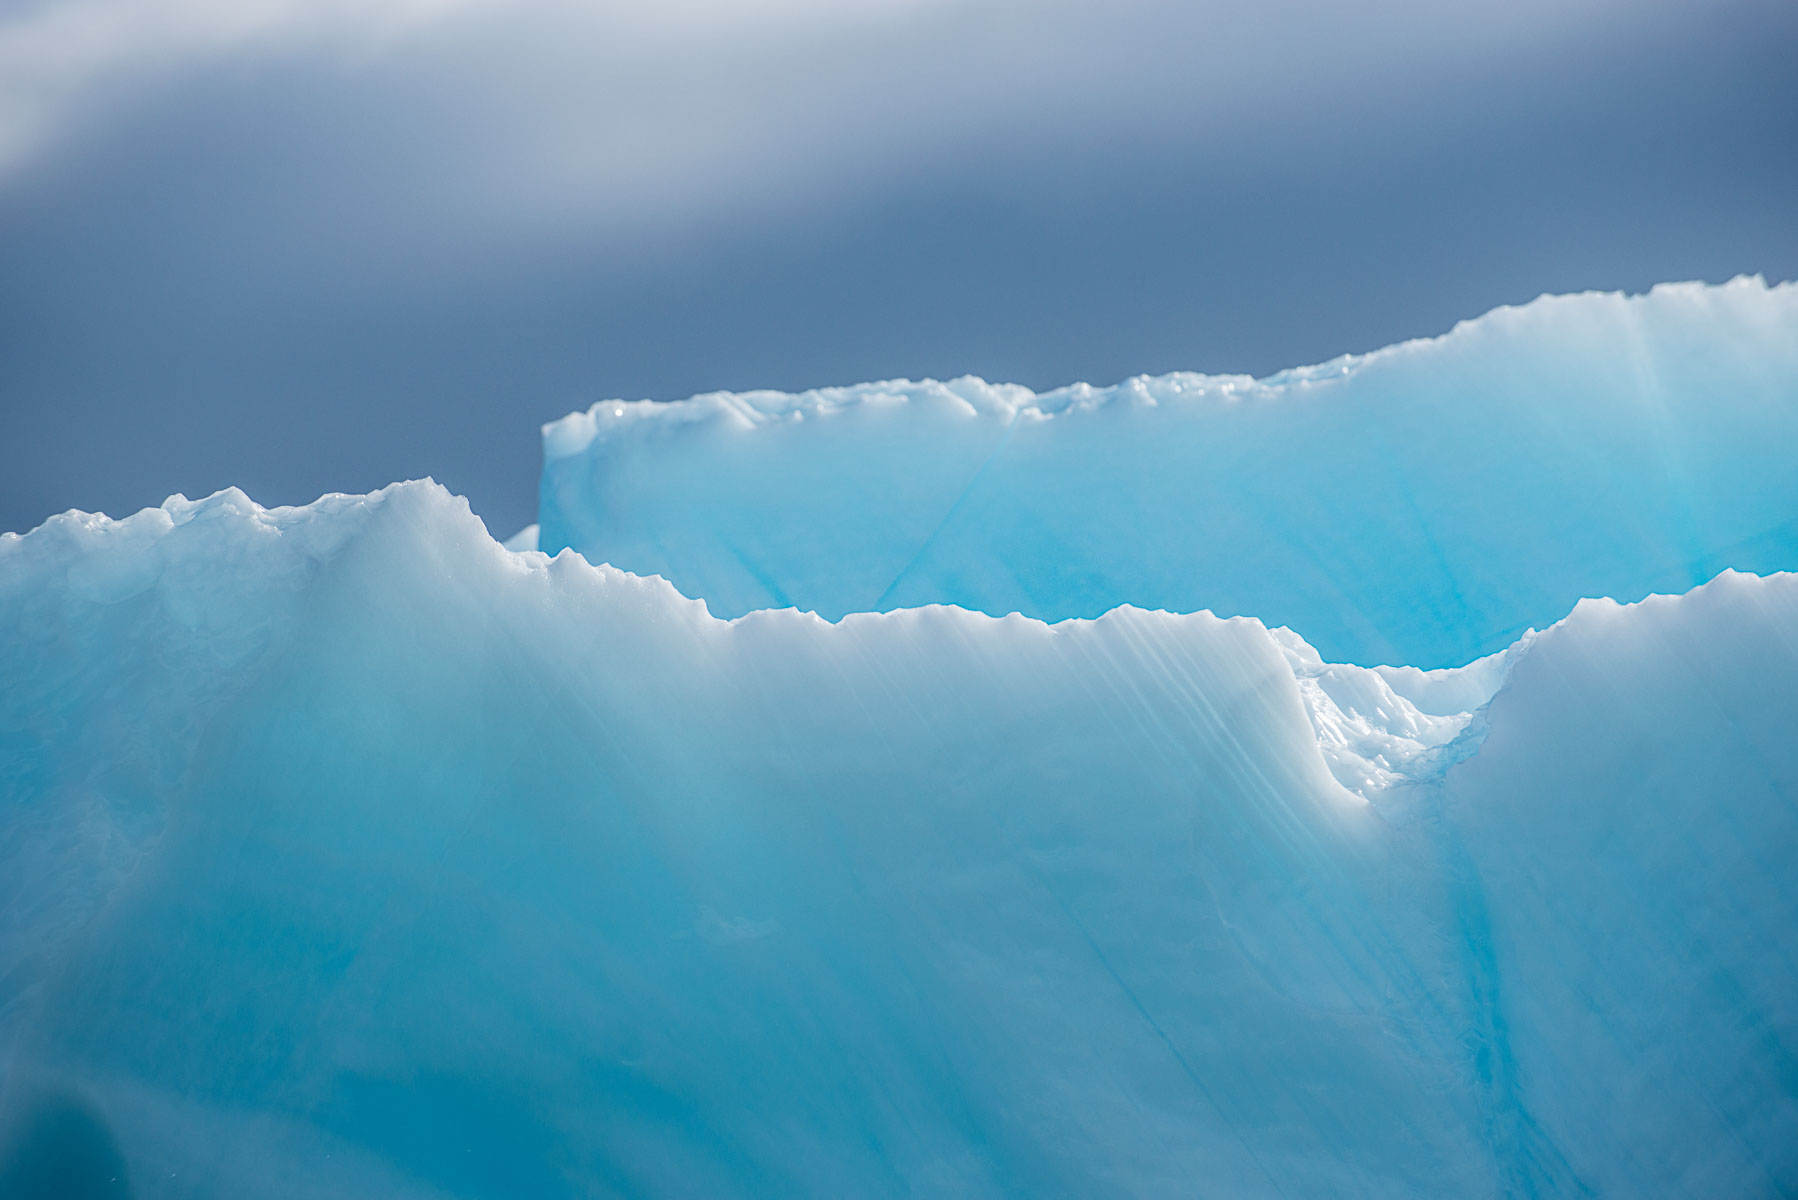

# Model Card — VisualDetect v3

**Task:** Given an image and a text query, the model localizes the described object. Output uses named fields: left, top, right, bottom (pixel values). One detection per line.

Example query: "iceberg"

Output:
left=540, top=276, right=1798, bottom=667
left=5, top=487, right=1798, bottom=1197
left=3, top=280, right=1797, bottom=1197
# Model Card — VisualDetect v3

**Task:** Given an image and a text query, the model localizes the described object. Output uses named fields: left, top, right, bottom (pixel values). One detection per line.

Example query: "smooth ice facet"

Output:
left=540, top=278, right=1798, bottom=667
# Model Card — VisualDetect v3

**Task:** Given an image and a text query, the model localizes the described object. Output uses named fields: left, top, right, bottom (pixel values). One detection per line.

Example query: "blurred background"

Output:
left=2, top=0, right=1795, bottom=538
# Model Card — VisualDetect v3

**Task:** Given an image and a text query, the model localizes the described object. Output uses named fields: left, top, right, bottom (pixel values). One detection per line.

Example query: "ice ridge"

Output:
left=5, top=481, right=1797, bottom=1197
left=539, top=276, right=1798, bottom=668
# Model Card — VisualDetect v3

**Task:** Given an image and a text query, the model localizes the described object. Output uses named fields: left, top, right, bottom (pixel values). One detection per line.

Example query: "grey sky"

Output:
left=3, top=0, right=1795, bottom=537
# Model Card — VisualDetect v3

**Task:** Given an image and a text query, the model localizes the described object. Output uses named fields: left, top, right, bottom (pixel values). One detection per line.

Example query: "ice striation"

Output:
left=540, top=276, right=1798, bottom=667
left=4, top=475, right=1797, bottom=1198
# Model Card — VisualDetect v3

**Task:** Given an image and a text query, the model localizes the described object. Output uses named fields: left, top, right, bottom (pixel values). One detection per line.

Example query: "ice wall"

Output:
left=4, top=482, right=1795, bottom=1198
left=540, top=277, right=1798, bottom=667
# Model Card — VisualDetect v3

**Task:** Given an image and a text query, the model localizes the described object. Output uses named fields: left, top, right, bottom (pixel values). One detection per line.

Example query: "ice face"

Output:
left=4, top=481, right=1795, bottom=1198
left=539, top=276, right=1798, bottom=668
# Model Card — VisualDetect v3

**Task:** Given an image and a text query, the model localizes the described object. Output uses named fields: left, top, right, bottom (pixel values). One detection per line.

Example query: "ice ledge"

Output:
left=532, top=275, right=1798, bottom=668
left=9, top=480, right=1783, bottom=813
left=541, top=275, right=1790, bottom=461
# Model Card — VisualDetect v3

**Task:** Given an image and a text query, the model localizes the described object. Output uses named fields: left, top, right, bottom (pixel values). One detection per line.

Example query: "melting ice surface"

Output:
left=1, top=281, right=1797, bottom=1198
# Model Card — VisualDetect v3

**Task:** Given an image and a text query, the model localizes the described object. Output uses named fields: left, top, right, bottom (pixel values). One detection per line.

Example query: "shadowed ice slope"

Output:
left=4, top=482, right=1795, bottom=1198
left=540, top=277, right=1798, bottom=667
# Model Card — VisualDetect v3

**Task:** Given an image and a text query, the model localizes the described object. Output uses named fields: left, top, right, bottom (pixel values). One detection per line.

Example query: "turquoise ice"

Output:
left=540, top=277, right=1798, bottom=667
left=3, top=280, right=1797, bottom=1197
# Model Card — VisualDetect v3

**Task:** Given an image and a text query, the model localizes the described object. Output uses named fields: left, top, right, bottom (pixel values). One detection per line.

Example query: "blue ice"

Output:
left=540, top=276, right=1798, bottom=667
left=2, top=280, right=1797, bottom=1197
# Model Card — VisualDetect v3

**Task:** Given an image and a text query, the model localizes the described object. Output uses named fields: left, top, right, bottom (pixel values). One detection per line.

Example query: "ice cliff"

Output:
left=3, top=280, right=1797, bottom=1198
left=541, top=276, right=1798, bottom=667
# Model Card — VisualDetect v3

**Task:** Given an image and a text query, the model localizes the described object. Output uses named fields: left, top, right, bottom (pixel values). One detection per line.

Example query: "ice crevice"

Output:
left=1269, top=626, right=1526, bottom=804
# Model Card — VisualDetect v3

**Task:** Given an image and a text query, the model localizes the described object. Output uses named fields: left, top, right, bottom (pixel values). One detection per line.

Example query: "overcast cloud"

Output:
left=2, top=0, right=1794, bottom=535
left=0, top=0, right=1728, bottom=235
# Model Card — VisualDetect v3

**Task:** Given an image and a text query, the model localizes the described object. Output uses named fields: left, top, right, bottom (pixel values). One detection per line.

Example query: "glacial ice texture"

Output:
left=540, top=277, right=1798, bottom=667
left=4, top=482, right=1797, bottom=1198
